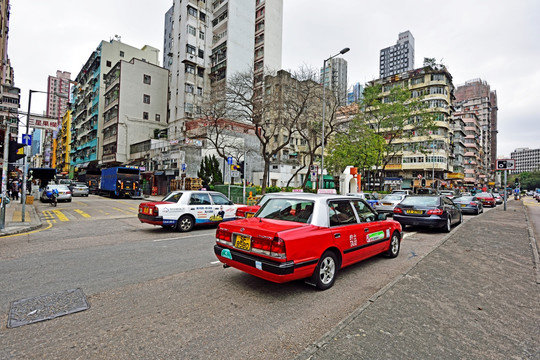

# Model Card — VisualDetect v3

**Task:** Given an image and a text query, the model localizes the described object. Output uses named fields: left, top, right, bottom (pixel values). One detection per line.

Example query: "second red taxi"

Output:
left=214, top=193, right=402, bottom=290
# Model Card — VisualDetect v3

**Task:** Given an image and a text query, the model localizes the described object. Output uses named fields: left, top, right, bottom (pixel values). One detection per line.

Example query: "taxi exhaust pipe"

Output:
left=223, top=264, right=230, bottom=269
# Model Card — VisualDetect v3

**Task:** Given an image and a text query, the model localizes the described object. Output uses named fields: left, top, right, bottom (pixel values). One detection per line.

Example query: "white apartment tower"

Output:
left=166, top=0, right=283, bottom=140
left=379, top=31, right=415, bottom=79
left=320, top=57, right=348, bottom=105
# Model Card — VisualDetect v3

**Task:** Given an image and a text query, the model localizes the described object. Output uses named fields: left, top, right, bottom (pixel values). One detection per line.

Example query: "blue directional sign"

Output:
left=22, top=134, right=32, bottom=146
left=227, top=156, right=233, bottom=165
left=181, top=163, right=186, bottom=171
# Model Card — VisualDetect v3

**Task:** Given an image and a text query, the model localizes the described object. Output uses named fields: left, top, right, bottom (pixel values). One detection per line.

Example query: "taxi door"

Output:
left=188, top=192, right=214, bottom=223
left=209, top=192, right=237, bottom=222
left=351, top=199, right=390, bottom=258
left=327, top=200, right=368, bottom=267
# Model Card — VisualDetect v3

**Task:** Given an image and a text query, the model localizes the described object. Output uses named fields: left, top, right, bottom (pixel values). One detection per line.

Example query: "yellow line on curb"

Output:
left=1, top=220, right=53, bottom=238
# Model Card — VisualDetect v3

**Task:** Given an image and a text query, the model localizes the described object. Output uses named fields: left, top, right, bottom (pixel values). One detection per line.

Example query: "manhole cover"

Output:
left=8, top=288, right=90, bottom=328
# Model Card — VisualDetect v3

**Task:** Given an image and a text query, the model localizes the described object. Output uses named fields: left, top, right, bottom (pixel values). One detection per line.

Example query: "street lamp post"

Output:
left=21, top=90, right=68, bottom=222
left=320, top=47, right=349, bottom=190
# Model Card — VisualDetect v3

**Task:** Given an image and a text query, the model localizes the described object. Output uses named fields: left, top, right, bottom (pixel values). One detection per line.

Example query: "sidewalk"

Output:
left=298, top=200, right=540, bottom=359
left=0, top=199, right=42, bottom=236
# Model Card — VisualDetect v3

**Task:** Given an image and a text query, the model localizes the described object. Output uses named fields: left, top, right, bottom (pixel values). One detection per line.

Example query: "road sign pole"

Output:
left=503, top=170, right=507, bottom=211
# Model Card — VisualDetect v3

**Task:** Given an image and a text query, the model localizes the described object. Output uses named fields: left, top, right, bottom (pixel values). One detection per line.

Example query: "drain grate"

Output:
left=7, top=288, right=90, bottom=328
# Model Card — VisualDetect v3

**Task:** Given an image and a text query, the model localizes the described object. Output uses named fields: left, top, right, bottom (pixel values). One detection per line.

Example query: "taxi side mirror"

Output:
left=377, top=213, right=387, bottom=221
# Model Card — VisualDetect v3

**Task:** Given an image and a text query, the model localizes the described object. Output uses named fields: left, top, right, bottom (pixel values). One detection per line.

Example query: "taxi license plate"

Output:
left=406, top=209, right=423, bottom=214
left=246, top=213, right=254, bottom=218
left=383, top=203, right=392, bottom=206
left=234, top=234, right=251, bottom=251
left=461, top=204, right=467, bottom=207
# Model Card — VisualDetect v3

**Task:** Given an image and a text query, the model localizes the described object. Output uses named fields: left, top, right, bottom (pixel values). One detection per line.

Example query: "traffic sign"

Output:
left=181, top=163, right=186, bottom=172
left=22, top=134, right=32, bottom=146
left=231, top=170, right=240, bottom=178
left=496, top=159, right=515, bottom=170
left=227, top=156, right=233, bottom=165
left=417, top=174, right=422, bottom=179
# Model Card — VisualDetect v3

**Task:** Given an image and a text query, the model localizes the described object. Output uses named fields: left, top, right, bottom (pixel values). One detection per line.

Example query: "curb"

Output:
left=523, top=203, right=540, bottom=284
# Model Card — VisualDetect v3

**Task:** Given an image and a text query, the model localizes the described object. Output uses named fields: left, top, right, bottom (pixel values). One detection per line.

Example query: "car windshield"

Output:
left=258, top=198, right=315, bottom=224
left=456, top=196, right=475, bottom=202
left=382, top=195, right=403, bottom=201
left=400, top=196, right=439, bottom=207
left=476, top=192, right=492, bottom=197
left=440, top=191, right=453, bottom=195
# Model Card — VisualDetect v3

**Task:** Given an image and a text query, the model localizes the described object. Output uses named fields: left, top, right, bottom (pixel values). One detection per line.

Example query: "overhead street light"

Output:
left=320, top=47, right=350, bottom=190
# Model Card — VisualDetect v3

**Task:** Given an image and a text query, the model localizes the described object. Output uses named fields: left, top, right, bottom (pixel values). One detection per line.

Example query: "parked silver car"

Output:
left=374, top=194, right=407, bottom=214
left=69, top=182, right=89, bottom=197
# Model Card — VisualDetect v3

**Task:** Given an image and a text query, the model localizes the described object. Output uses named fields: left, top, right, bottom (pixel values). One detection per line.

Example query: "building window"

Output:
left=143, top=94, right=151, bottom=104
left=185, top=64, right=195, bottom=74
left=197, top=67, right=204, bottom=77
left=185, top=83, right=194, bottom=93
left=199, top=31, right=205, bottom=40
left=187, top=25, right=196, bottom=36
left=143, top=112, right=149, bottom=120
left=197, top=87, right=203, bottom=96
left=186, top=44, right=196, bottom=55
left=187, top=6, right=197, bottom=17
left=199, top=11, right=206, bottom=22
left=198, top=49, right=204, bottom=59
left=155, top=114, right=160, bottom=122
left=120, top=51, right=125, bottom=57
left=143, top=74, right=151, bottom=85
left=106, top=61, right=112, bottom=67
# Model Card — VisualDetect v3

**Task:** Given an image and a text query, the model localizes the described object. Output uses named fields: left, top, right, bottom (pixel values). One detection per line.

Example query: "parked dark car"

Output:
left=453, top=195, right=483, bottom=215
left=393, top=195, right=462, bottom=232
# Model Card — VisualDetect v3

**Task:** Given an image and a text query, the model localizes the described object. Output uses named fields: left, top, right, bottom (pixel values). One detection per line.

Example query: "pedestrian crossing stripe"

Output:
left=74, top=209, right=91, bottom=218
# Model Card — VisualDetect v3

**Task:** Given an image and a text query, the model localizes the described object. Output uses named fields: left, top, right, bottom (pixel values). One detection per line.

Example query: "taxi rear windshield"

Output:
left=400, top=196, right=439, bottom=207
left=258, top=199, right=314, bottom=223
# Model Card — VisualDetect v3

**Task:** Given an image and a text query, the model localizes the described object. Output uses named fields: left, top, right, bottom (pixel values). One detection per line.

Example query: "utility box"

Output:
left=26, top=196, right=34, bottom=204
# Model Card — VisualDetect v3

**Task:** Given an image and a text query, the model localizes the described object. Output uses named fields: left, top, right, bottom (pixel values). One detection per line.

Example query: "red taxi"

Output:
left=474, top=192, right=496, bottom=207
left=214, top=193, right=402, bottom=290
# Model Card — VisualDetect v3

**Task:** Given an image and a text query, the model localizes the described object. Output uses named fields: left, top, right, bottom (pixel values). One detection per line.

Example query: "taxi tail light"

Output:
left=427, top=208, right=444, bottom=215
left=216, top=228, right=232, bottom=243
left=393, top=207, right=403, bottom=214
left=470, top=202, right=478, bottom=206
left=235, top=208, right=245, bottom=217
left=270, top=237, right=286, bottom=258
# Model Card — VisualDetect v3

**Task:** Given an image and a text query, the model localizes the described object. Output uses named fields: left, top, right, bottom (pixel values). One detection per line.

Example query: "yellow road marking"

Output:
left=129, top=207, right=138, bottom=211
left=74, top=209, right=91, bottom=218
left=42, top=210, right=55, bottom=220
left=52, top=209, right=69, bottom=222
left=111, top=207, right=135, bottom=215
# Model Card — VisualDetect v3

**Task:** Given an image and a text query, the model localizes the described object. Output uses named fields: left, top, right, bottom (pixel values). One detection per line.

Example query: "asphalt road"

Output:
left=0, top=195, right=493, bottom=359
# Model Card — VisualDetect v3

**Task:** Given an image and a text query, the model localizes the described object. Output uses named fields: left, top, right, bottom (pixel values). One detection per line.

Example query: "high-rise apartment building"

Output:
left=163, top=0, right=283, bottom=178
left=45, top=70, right=71, bottom=168
left=71, top=40, right=159, bottom=171
left=101, top=58, right=168, bottom=165
left=347, top=82, right=363, bottom=105
left=320, top=57, right=348, bottom=104
left=379, top=31, right=415, bottom=79
left=455, top=79, right=498, bottom=183
left=510, top=148, right=540, bottom=174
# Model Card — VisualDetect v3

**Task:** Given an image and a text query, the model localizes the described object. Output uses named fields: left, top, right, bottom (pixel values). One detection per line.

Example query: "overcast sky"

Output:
left=8, top=0, right=540, bottom=157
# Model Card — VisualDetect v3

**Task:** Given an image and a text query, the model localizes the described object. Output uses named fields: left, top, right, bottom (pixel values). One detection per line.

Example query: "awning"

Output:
left=78, top=162, right=90, bottom=169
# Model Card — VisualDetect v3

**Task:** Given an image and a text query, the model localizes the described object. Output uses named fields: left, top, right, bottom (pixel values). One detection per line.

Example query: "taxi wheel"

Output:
left=177, top=215, right=194, bottom=232
left=311, top=251, right=338, bottom=291
left=384, top=232, right=400, bottom=258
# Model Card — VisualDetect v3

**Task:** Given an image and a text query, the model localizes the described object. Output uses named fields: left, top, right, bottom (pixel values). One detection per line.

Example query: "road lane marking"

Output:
left=403, top=232, right=417, bottom=239
left=153, top=233, right=214, bottom=242
left=74, top=209, right=91, bottom=218
left=129, top=207, right=138, bottom=211
left=111, top=207, right=136, bottom=215
left=52, top=209, right=69, bottom=222
left=210, top=261, right=221, bottom=265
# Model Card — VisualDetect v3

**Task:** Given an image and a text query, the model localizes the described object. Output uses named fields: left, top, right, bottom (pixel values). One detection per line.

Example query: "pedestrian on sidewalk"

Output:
left=11, top=180, right=19, bottom=201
